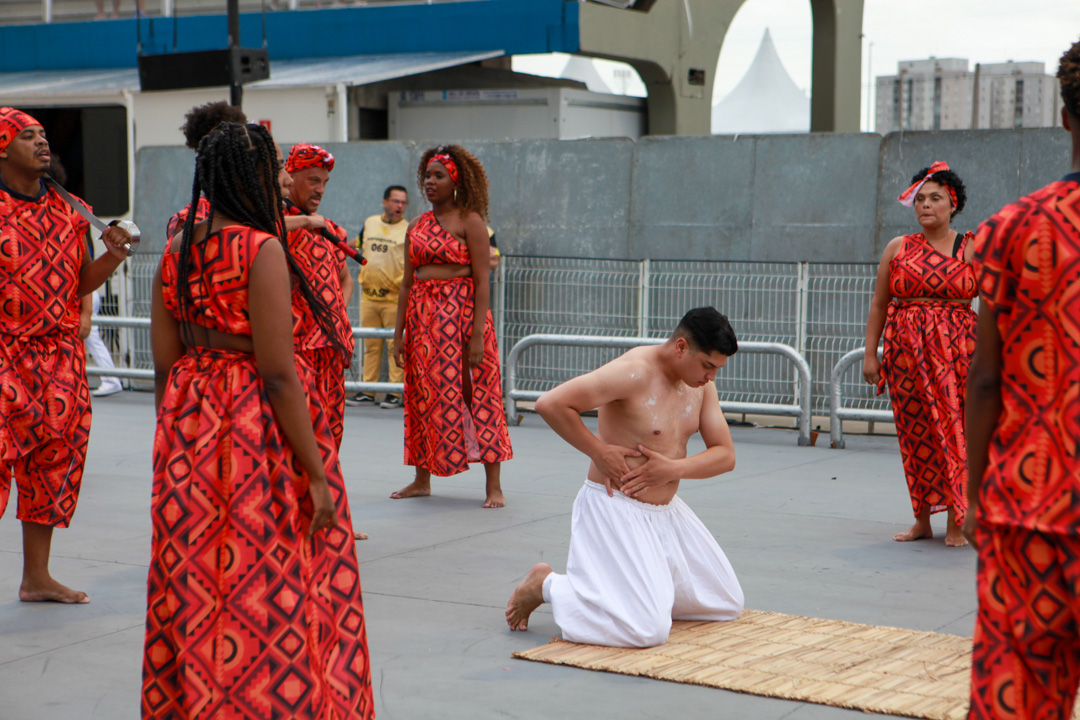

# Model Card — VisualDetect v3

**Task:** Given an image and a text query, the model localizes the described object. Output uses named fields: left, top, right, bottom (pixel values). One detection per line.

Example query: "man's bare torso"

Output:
left=588, top=347, right=704, bottom=505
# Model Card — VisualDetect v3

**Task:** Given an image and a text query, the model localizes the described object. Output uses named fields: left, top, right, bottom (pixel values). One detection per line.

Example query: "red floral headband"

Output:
left=0, top=107, right=41, bottom=154
left=428, top=152, right=460, bottom=184
left=285, top=142, right=334, bottom=173
left=897, top=161, right=957, bottom=208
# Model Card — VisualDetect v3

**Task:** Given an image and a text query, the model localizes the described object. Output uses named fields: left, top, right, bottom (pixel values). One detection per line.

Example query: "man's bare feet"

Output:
left=506, top=562, right=552, bottom=631
left=390, top=480, right=430, bottom=499
left=893, top=521, right=933, bottom=542
left=483, top=490, right=506, bottom=509
left=353, top=530, right=369, bottom=540
left=944, top=526, right=969, bottom=547
left=19, top=577, right=89, bottom=604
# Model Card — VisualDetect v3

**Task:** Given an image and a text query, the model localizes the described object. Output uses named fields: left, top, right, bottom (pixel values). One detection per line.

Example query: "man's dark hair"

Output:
left=383, top=185, right=408, bottom=200
left=1060, top=38, right=1080, bottom=121
left=674, top=307, right=738, bottom=357
left=180, top=102, right=247, bottom=151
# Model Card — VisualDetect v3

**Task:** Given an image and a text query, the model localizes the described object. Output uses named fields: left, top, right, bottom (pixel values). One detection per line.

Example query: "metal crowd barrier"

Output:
left=503, top=334, right=814, bottom=446
left=828, top=347, right=893, bottom=449
left=88, top=317, right=404, bottom=395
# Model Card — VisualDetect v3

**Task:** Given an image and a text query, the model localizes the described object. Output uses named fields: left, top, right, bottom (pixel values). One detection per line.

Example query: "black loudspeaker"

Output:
left=138, top=48, right=270, bottom=92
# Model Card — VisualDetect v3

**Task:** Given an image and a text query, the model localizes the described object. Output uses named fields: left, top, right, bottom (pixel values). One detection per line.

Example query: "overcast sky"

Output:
left=512, top=0, right=1080, bottom=132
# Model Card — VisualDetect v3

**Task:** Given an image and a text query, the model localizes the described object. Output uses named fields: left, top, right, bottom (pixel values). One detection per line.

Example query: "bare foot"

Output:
left=893, top=521, right=933, bottom=542
left=506, top=562, right=552, bottom=631
left=944, top=526, right=969, bottom=547
left=353, top=530, right=369, bottom=540
left=19, top=578, right=89, bottom=604
left=483, top=490, right=506, bottom=509
left=390, top=480, right=430, bottom=499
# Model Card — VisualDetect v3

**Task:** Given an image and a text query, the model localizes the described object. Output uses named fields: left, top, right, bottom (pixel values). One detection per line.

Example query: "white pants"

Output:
left=543, top=480, right=744, bottom=648
left=84, top=291, right=122, bottom=392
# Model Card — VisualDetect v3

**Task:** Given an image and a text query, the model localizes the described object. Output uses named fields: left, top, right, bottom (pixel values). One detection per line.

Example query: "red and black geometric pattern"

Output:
left=305, top=346, right=346, bottom=449
left=145, top=226, right=373, bottom=719
left=969, top=523, right=1080, bottom=720
left=971, top=176, right=1080, bottom=534
left=0, top=184, right=91, bottom=527
left=166, top=197, right=211, bottom=241
left=284, top=206, right=355, bottom=366
left=403, top=211, right=512, bottom=476
left=880, top=233, right=977, bottom=525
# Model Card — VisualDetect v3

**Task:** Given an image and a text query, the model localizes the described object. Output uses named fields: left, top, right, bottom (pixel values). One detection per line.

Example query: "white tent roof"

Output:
left=712, top=29, right=809, bottom=134
left=559, top=55, right=612, bottom=94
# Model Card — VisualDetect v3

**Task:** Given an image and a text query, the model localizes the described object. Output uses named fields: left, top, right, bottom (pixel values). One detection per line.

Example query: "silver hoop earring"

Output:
left=453, top=187, right=458, bottom=203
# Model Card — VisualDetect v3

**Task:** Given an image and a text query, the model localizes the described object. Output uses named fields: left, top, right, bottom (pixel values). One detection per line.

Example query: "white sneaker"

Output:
left=91, top=385, right=122, bottom=397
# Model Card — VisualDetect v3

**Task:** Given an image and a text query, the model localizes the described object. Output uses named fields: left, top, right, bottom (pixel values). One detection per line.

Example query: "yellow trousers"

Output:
left=360, top=298, right=403, bottom=394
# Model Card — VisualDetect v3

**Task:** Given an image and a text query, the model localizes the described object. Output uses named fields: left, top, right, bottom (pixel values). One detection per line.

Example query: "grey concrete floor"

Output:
left=0, top=392, right=977, bottom=720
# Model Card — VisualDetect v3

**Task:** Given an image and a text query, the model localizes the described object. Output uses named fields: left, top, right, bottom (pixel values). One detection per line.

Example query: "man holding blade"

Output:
left=0, top=107, right=132, bottom=603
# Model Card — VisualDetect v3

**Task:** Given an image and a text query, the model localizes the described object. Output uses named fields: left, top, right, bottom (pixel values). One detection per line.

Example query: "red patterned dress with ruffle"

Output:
left=880, top=232, right=977, bottom=525
left=403, top=211, right=512, bottom=476
left=143, top=225, right=373, bottom=720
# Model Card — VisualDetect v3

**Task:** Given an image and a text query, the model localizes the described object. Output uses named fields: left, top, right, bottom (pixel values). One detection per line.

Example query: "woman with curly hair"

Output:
left=863, top=162, right=977, bottom=547
left=391, top=144, right=513, bottom=508
left=145, top=122, right=373, bottom=719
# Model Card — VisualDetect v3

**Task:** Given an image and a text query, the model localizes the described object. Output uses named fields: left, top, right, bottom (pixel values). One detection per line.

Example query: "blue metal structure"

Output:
left=0, top=0, right=580, bottom=72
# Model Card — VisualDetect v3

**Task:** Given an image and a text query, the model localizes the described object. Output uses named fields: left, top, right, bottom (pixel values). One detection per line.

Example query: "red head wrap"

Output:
left=897, top=161, right=957, bottom=208
left=428, top=152, right=460, bottom=184
left=0, top=107, right=42, bottom=154
left=285, top=143, right=334, bottom=173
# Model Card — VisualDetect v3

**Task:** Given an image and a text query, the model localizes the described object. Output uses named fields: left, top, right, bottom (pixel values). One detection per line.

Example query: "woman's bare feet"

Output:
left=353, top=530, right=369, bottom=540
left=390, top=480, right=430, bottom=499
left=19, top=577, right=89, bottom=604
left=506, top=563, right=552, bottom=631
left=893, top=520, right=933, bottom=542
left=944, top=526, right=968, bottom=547
left=483, top=463, right=504, bottom=508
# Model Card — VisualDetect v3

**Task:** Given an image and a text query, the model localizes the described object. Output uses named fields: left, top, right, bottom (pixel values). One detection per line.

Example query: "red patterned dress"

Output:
left=403, top=211, right=512, bottom=476
left=880, top=232, right=977, bottom=525
left=143, top=226, right=373, bottom=720
left=0, top=180, right=91, bottom=527
left=968, top=172, right=1080, bottom=720
left=285, top=206, right=355, bottom=448
left=166, top=196, right=211, bottom=240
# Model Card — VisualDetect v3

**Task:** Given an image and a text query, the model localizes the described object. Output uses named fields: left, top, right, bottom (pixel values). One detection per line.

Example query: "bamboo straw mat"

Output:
left=514, top=609, right=980, bottom=720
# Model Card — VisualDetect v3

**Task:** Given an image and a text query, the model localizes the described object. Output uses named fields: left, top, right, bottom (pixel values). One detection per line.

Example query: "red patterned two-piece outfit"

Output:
left=968, top=171, right=1080, bottom=720
left=0, top=180, right=92, bottom=527
left=285, top=205, right=355, bottom=448
left=880, top=232, right=977, bottom=525
left=403, top=211, right=512, bottom=476
left=142, top=226, right=373, bottom=720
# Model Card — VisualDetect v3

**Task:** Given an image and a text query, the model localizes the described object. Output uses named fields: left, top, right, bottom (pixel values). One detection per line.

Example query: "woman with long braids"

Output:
left=863, top=163, right=977, bottom=547
left=143, top=122, right=373, bottom=719
left=391, top=145, right=513, bottom=508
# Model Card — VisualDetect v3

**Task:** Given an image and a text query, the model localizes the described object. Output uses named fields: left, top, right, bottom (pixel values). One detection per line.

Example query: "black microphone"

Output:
left=284, top=200, right=365, bottom=265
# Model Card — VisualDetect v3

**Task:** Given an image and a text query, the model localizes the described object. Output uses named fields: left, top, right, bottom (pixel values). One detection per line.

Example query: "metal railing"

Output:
left=88, top=316, right=403, bottom=395
left=503, top=334, right=814, bottom=446
left=828, top=347, right=893, bottom=449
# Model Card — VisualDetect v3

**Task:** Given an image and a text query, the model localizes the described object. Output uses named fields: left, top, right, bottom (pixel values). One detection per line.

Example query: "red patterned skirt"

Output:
left=143, top=348, right=372, bottom=720
left=880, top=300, right=976, bottom=524
left=403, top=277, right=512, bottom=476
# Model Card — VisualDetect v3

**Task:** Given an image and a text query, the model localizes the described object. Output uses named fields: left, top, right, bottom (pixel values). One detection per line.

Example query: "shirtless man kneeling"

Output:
left=505, top=307, right=744, bottom=648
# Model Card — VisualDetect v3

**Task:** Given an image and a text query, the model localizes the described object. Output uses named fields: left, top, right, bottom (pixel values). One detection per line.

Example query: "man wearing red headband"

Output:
left=284, top=142, right=355, bottom=450
left=0, top=107, right=132, bottom=603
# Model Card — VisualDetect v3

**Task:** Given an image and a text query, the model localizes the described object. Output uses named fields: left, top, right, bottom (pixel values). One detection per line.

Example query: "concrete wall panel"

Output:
left=629, top=135, right=755, bottom=260
left=134, top=128, right=1073, bottom=263
left=750, top=133, right=879, bottom=262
